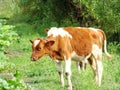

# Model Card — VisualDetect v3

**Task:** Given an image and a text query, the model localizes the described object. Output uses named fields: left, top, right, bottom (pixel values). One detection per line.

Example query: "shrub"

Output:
left=0, top=23, right=19, bottom=59
left=108, top=42, right=120, bottom=54
left=0, top=70, right=30, bottom=90
left=0, top=60, right=31, bottom=90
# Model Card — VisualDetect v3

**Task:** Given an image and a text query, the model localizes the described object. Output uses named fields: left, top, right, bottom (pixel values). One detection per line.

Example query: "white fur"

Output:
left=65, top=59, right=71, bottom=74
left=92, top=44, right=102, bottom=58
left=89, top=28, right=98, bottom=32
left=71, top=51, right=85, bottom=61
left=65, top=58, right=72, bottom=90
left=34, top=40, right=40, bottom=47
left=76, top=27, right=82, bottom=29
left=99, top=37, right=102, bottom=43
left=97, top=60, right=103, bottom=86
left=55, top=60, right=64, bottom=86
left=71, top=51, right=91, bottom=62
left=55, top=60, right=63, bottom=73
left=72, top=51, right=91, bottom=71
left=48, top=27, right=72, bottom=38
left=91, top=44, right=103, bottom=86
left=104, top=40, right=111, bottom=58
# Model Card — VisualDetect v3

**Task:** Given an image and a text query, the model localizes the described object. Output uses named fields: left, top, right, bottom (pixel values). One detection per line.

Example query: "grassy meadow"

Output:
left=0, top=0, right=120, bottom=90
left=5, top=23, right=120, bottom=90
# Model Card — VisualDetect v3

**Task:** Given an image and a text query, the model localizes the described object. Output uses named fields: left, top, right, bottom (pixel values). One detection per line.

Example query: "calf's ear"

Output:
left=45, top=40, right=55, bottom=47
left=30, top=40, right=34, bottom=43
left=45, top=28, right=49, bottom=33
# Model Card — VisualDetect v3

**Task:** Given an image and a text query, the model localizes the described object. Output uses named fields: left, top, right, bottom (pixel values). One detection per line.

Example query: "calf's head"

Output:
left=30, top=38, right=54, bottom=61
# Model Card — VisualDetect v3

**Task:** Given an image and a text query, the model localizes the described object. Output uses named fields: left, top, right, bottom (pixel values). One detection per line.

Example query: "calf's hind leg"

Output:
left=96, top=60, right=103, bottom=86
left=88, top=56, right=103, bottom=86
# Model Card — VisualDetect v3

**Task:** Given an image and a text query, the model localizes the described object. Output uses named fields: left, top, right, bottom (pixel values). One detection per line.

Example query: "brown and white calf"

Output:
left=30, top=27, right=111, bottom=90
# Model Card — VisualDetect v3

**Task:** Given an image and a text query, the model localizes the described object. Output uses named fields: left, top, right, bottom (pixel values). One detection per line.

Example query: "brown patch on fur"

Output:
left=64, top=27, right=93, bottom=56
left=89, top=29, right=103, bottom=48
left=50, top=51, right=63, bottom=60
left=47, top=35, right=73, bottom=60
left=97, top=55, right=102, bottom=61
left=98, top=29, right=106, bottom=40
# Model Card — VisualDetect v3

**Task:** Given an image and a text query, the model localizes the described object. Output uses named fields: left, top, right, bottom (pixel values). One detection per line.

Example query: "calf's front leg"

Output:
left=65, top=59, right=72, bottom=90
left=55, top=60, right=64, bottom=87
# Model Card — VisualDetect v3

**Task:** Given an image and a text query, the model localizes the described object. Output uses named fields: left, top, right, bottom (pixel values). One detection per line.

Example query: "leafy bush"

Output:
left=0, top=24, right=18, bottom=49
left=0, top=61, right=15, bottom=73
left=108, top=42, right=120, bottom=54
left=0, top=23, right=31, bottom=90
left=0, top=23, right=19, bottom=59
left=0, top=60, right=31, bottom=90
left=81, top=0, right=120, bottom=41
left=0, top=70, right=30, bottom=90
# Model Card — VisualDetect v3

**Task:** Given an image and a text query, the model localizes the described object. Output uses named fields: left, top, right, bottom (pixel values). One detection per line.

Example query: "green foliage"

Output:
left=0, top=0, right=20, bottom=18
left=10, top=0, right=79, bottom=27
left=0, top=51, right=6, bottom=60
left=108, top=42, right=120, bottom=54
left=0, top=60, right=31, bottom=90
left=0, top=61, right=15, bottom=73
left=0, top=23, right=20, bottom=89
left=0, top=71, right=30, bottom=90
left=0, top=24, right=18, bottom=51
left=1, top=0, right=120, bottom=41
left=0, top=23, right=19, bottom=59
left=8, top=0, right=119, bottom=42
left=81, top=0, right=120, bottom=41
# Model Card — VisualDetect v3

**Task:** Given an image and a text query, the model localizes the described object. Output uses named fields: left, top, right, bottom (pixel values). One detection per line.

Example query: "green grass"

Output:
left=5, top=23, right=120, bottom=90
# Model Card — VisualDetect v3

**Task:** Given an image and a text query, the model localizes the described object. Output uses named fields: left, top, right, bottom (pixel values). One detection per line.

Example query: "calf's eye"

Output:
left=38, top=48, right=41, bottom=51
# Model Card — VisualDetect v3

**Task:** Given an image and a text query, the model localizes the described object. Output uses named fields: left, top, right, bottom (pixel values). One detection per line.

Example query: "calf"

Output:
left=30, top=27, right=111, bottom=90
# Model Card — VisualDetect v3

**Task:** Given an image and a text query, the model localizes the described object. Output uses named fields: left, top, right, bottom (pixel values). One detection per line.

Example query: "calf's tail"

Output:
left=98, top=30, right=112, bottom=59
left=103, top=40, right=112, bottom=59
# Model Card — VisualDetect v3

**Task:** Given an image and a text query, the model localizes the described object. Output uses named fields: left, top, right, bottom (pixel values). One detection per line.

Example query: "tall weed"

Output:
left=108, top=42, right=120, bottom=54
